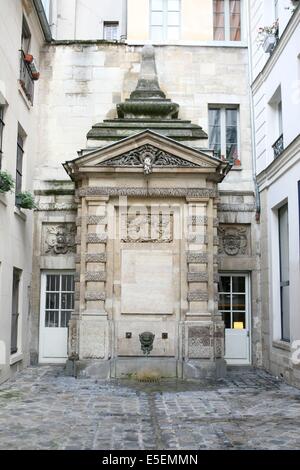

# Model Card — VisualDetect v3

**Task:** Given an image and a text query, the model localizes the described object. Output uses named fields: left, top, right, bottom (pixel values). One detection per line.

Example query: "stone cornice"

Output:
left=78, top=187, right=217, bottom=198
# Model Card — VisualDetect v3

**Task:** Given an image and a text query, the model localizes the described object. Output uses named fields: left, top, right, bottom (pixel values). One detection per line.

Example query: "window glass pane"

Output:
left=46, top=292, right=59, bottom=310
left=233, top=312, right=245, bottom=329
left=209, top=109, right=221, bottom=157
left=168, top=12, right=180, bottom=26
left=168, top=0, right=180, bottom=10
left=47, top=275, right=60, bottom=292
left=222, top=311, right=231, bottom=329
left=167, top=26, right=179, bottom=39
left=219, top=276, right=230, bottom=292
left=213, top=0, right=225, bottom=40
left=61, top=311, right=71, bottom=328
left=281, top=286, right=290, bottom=341
left=152, top=0, right=163, bottom=10
left=230, top=1, right=241, bottom=41
left=226, top=144, right=238, bottom=161
left=214, top=0, right=224, bottom=13
left=226, top=108, right=237, bottom=126
left=232, top=294, right=245, bottom=311
left=226, top=127, right=237, bottom=144
left=219, top=294, right=231, bottom=310
left=61, top=293, right=74, bottom=310
left=151, top=26, right=164, bottom=40
left=151, top=11, right=164, bottom=25
left=45, top=311, right=59, bottom=327
left=279, top=204, right=290, bottom=341
left=279, top=204, right=289, bottom=282
left=232, top=276, right=245, bottom=293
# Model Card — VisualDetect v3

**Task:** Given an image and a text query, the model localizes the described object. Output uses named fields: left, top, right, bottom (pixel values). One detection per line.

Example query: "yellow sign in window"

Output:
left=234, top=322, right=244, bottom=330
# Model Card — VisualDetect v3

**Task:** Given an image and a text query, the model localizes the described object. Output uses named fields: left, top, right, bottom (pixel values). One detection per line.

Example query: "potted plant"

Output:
left=31, top=71, right=40, bottom=81
left=257, top=20, right=279, bottom=53
left=24, top=53, right=33, bottom=63
left=15, top=191, right=36, bottom=210
left=0, top=170, right=14, bottom=193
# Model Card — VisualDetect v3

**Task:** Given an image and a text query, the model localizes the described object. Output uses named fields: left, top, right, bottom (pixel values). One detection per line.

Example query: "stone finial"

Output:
left=117, top=45, right=179, bottom=119
left=130, top=45, right=166, bottom=100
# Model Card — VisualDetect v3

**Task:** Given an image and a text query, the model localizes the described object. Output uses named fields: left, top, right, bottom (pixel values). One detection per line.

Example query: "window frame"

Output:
left=15, top=131, right=24, bottom=201
left=213, top=0, right=242, bottom=42
left=103, top=21, right=119, bottom=41
left=218, top=274, right=249, bottom=331
left=11, top=268, right=22, bottom=355
left=0, top=106, right=4, bottom=169
left=208, top=105, right=240, bottom=163
left=278, top=203, right=290, bottom=342
left=150, top=0, right=181, bottom=42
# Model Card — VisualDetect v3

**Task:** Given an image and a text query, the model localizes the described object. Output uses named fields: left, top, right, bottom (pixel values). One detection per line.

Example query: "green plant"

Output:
left=15, top=191, right=36, bottom=210
left=0, top=170, right=14, bottom=193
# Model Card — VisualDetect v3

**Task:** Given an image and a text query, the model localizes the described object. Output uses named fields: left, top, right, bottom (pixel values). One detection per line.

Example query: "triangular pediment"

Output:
left=64, top=130, right=228, bottom=179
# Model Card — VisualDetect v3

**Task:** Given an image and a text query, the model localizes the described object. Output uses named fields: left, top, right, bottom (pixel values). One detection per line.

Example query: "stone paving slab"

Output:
left=0, top=366, right=300, bottom=450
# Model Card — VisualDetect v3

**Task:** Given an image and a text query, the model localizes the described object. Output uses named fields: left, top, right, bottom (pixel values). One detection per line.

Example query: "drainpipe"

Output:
left=246, top=0, right=261, bottom=223
left=32, top=0, right=52, bottom=42
left=121, top=0, right=128, bottom=41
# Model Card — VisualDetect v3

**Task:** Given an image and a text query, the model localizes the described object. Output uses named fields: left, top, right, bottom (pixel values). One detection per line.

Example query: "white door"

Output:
left=218, top=274, right=250, bottom=365
left=39, top=273, right=74, bottom=363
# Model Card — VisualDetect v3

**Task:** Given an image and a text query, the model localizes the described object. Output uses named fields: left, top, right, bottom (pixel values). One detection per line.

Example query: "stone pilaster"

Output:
left=185, top=198, right=209, bottom=317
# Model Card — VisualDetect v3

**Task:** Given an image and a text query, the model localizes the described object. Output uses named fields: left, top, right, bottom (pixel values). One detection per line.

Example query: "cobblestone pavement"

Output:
left=0, top=366, right=300, bottom=450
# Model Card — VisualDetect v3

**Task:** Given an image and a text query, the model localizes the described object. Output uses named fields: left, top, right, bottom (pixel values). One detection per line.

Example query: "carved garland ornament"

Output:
left=98, top=144, right=207, bottom=174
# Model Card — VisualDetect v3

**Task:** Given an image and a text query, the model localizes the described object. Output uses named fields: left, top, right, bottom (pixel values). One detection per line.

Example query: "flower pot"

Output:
left=24, top=53, right=33, bottom=63
left=31, top=72, right=40, bottom=81
left=263, top=34, right=276, bottom=53
left=234, top=158, right=241, bottom=166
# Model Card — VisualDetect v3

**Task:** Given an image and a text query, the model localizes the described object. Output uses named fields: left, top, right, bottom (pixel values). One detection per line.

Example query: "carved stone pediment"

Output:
left=63, top=130, right=229, bottom=181
left=98, top=144, right=207, bottom=173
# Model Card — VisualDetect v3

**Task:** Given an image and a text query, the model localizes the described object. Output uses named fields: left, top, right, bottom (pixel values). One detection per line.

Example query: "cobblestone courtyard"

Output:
left=0, top=366, right=300, bottom=450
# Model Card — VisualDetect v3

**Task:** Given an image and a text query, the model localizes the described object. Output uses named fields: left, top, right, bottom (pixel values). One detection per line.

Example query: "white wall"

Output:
left=0, top=0, right=44, bottom=383
left=52, top=0, right=126, bottom=40
left=252, top=7, right=300, bottom=175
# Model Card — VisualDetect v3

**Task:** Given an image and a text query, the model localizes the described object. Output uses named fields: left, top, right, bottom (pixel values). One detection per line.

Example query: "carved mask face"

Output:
left=57, top=232, right=66, bottom=245
left=139, top=331, right=155, bottom=355
left=223, top=233, right=240, bottom=256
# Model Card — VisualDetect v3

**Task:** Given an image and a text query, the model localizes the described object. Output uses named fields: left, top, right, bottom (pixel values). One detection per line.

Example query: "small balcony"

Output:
left=19, top=50, right=34, bottom=103
left=272, top=134, right=284, bottom=159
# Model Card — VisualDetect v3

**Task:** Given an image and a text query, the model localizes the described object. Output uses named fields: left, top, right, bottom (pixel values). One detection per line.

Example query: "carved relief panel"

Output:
left=218, top=224, right=250, bottom=256
left=42, top=224, right=76, bottom=255
left=121, top=209, right=173, bottom=243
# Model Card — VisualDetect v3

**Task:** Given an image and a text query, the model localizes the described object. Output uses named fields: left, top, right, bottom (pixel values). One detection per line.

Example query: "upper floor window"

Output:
left=20, top=17, right=35, bottom=103
left=21, top=16, right=31, bottom=53
left=15, top=129, right=25, bottom=203
left=0, top=106, right=4, bottom=169
left=209, top=106, right=239, bottom=163
left=103, top=21, right=119, bottom=41
left=150, top=0, right=181, bottom=41
left=213, top=0, right=241, bottom=41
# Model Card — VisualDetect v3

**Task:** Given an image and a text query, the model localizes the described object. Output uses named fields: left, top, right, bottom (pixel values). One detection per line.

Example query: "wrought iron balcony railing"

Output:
left=272, top=134, right=284, bottom=159
left=19, top=50, right=34, bottom=103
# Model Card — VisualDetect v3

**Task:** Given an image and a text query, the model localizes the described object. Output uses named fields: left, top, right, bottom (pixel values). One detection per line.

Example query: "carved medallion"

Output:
left=44, top=224, right=76, bottom=255
left=218, top=225, right=249, bottom=256
left=139, top=331, right=155, bottom=355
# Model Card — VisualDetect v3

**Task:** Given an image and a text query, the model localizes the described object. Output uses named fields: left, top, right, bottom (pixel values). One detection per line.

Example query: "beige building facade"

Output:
left=1, top=0, right=267, bottom=382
